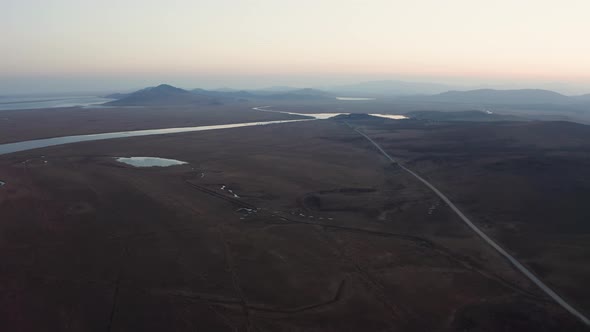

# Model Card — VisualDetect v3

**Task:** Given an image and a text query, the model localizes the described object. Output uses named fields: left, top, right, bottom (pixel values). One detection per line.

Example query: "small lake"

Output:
left=116, top=157, right=187, bottom=167
left=251, top=107, right=345, bottom=119
left=370, top=114, right=408, bottom=120
left=281, top=112, right=348, bottom=119
left=253, top=107, right=408, bottom=120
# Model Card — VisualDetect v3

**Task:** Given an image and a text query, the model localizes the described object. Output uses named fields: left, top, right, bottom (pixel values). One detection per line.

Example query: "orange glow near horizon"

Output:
left=2, top=0, right=590, bottom=91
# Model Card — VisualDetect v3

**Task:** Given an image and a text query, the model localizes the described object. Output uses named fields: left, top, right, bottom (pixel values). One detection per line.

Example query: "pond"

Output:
left=116, top=157, right=188, bottom=168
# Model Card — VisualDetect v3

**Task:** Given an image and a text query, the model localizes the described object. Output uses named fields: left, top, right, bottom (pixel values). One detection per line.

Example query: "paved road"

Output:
left=350, top=124, right=590, bottom=327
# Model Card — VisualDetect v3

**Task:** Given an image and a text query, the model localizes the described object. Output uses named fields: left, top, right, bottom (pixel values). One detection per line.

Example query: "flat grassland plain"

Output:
left=0, top=104, right=588, bottom=331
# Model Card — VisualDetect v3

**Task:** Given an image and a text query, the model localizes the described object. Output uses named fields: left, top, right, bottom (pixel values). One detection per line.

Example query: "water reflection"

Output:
left=0, top=119, right=310, bottom=156
left=116, top=157, right=187, bottom=167
left=369, top=114, right=409, bottom=120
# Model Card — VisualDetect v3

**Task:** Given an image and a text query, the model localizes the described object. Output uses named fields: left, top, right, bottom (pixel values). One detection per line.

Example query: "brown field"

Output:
left=1, top=111, right=588, bottom=331
left=353, top=117, right=590, bottom=312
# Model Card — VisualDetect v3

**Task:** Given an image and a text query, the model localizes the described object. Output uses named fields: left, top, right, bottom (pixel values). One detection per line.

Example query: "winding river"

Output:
left=0, top=107, right=406, bottom=156
left=0, top=119, right=311, bottom=156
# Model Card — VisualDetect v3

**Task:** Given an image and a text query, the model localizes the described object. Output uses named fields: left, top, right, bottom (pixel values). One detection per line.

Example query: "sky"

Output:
left=2, top=0, right=590, bottom=94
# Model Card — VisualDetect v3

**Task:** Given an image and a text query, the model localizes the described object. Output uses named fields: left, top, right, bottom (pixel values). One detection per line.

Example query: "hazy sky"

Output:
left=2, top=0, right=590, bottom=94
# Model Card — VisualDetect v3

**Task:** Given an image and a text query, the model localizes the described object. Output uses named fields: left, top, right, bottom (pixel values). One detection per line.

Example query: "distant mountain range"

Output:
left=404, top=89, right=574, bottom=105
left=104, top=84, right=590, bottom=107
left=106, top=84, right=219, bottom=106
left=105, top=84, right=334, bottom=106
left=325, top=80, right=456, bottom=96
left=262, top=88, right=332, bottom=100
left=324, top=80, right=590, bottom=98
left=256, top=86, right=302, bottom=93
